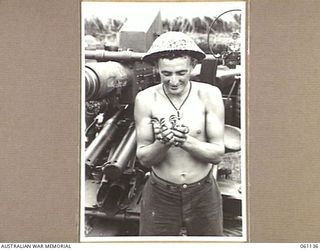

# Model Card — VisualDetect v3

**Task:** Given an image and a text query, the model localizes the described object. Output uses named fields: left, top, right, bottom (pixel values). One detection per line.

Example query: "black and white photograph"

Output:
left=81, top=1, right=246, bottom=241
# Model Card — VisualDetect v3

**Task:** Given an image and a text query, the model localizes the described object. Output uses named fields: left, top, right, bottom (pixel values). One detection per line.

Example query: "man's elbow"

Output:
left=210, top=145, right=225, bottom=165
left=136, top=149, right=150, bottom=167
left=137, top=156, right=149, bottom=167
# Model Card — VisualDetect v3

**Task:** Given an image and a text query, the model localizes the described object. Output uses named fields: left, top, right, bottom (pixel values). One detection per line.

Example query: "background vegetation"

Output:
left=84, top=14, right=241, bottom=54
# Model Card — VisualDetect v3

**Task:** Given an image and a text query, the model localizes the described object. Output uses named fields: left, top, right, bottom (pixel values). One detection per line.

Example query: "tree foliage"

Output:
left=85, top=14, right=241, bottom=39
left=162, top=14, right=241, bottom=33
left=84, top=14, right=241, bottom=53
left=84, top=17, right=123, bottom=40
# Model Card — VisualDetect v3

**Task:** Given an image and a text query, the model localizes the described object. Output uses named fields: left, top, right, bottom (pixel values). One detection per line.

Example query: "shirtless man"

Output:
left=134, top=32, right=225, bottom=236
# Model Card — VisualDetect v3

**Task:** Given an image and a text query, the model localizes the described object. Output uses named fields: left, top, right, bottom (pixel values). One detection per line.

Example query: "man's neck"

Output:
left=163, top=81, right=191, bottom=99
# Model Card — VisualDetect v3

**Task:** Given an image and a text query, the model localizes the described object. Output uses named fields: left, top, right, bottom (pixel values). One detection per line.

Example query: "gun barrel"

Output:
left=85, top=107, right=126, bottom=167
left=85, top=61, right=134, bottom=101
left=96, top=181, right=127, bottom=210
left=104, top=123, right=136, bottom=180
left=85, top=50, right=145, bottom=62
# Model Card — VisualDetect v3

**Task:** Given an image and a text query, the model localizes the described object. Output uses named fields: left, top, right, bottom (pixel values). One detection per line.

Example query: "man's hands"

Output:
left=171, top=124, right=189, bottom=146
left=151, top=116, right=189, bottom=147
left=151, top=118, right=175, bottom=145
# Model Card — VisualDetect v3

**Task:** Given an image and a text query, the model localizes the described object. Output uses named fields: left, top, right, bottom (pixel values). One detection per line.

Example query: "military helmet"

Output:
left=143, top=32, right=206, bottom=63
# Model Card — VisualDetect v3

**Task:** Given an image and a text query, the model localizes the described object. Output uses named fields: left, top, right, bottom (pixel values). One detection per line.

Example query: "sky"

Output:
left=82, top=2, right=245, bottom=23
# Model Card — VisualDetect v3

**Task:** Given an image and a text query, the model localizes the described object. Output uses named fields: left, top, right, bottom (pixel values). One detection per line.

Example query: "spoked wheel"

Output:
left=207, top=9, right=242, bottom=127
left=206, top=9, right=242, bottom=62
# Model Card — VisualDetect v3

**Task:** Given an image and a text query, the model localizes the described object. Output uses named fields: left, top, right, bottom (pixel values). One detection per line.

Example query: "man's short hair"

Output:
left=156, top=52, right=198, bottom=68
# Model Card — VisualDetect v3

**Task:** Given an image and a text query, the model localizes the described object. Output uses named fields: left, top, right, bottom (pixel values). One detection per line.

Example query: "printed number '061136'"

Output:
left=300, top=244, right=319, bottom=249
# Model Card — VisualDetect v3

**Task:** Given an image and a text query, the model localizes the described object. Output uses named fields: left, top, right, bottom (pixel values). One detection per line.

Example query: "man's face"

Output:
left=158, top=56, right=194, bottom=96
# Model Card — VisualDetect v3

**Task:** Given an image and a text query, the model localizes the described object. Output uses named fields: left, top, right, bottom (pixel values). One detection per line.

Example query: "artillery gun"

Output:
left=83, top=11, right=243, bottom=237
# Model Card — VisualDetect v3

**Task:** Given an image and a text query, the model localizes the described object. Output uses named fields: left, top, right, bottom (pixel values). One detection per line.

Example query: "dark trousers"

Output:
left=139, top=170, right=223, bottom=236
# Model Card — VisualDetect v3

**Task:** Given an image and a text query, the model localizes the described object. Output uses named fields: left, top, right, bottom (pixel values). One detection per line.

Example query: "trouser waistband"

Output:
left=150, top=168, right=213, bottom=190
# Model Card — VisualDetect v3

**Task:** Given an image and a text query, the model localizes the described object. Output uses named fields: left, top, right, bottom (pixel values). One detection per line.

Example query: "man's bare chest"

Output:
left=150, top=95, right=207, bottom=138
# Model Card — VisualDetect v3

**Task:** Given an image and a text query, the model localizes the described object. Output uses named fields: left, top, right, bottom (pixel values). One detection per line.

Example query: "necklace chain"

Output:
left=162, top=82, right=192, bottom=119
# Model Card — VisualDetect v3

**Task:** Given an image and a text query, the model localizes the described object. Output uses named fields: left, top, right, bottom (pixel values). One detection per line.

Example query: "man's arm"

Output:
left=173, top=85, right=225, bottom=164
left=134, top=90, right=173, bottom=167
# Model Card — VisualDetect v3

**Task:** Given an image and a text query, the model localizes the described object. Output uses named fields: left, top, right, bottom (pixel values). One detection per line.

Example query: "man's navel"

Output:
left=180, top=173, right=187, bottom=181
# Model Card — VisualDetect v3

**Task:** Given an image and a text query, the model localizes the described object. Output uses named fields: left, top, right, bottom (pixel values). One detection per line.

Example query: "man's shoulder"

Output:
left=135, top=84, right=160, bottom=104
left=192, top=81, right=222, bottom=98
left=192, top=81, right=224, bottom=114
left=138, top=84, right=159, bottom=95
